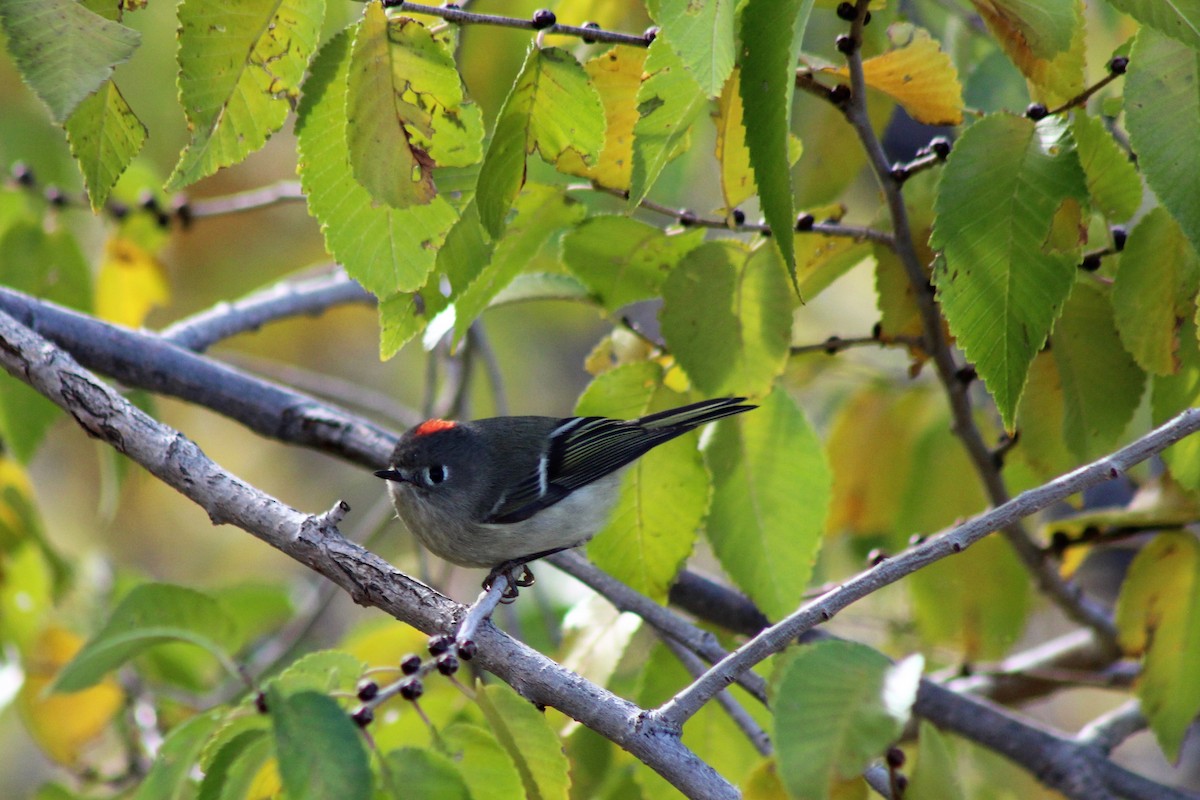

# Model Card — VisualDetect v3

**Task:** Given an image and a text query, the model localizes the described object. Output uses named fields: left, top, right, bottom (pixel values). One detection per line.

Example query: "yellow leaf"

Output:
left=559, top=47, right=646, bottom=191
left=1115, top=532, right=1200, bottom=761
left=247, top=757, right=283, bottom=798
left=713, top=68, right=802, bottom=213
left=829, top=28, right=963, bottom=126
left=971, top=0, right=1085, bottom=106
left=19, top=626, right=124, bottom=765
left=96, top=237, right=169, bottom=327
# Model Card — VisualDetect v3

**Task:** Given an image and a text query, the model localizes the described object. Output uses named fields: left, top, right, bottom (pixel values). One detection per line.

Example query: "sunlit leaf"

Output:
left=440, top=723, right=525, bottom=800
left=774, top=642, right=919, bottom=799
left=931, top=113, right=1087, bottom=428
left=475, top=45, right=604, bottom=237
left=906, top=721, right=966, bottom=800
left=579, top=362, right=709, bottom=601
left=168, top=0, right=325, bottom=189
left=1115, top=533, right=1200, bottom=761
left=1070, top=113, right=1140, bottom=223
left=1106, top=0, right=1200, bottom=49
left=1151, top=316, right=1200, bottom=491
left=713, top=68, right=802, bottom=212
left=132, top=709, right=225, bottom=800
left=0, top=0, right=139, bottom=122
left=629, top=38, right=705, bottom=206
left=705, top=386, right=829, bottom=620
left=297, top=28, right=458, bottom=296
left=95, top=237, right=169, bottom=327
left=478, top=682, right=571, bottom=800
left=970, top=0, right=1085, bottom=106
left=646, top=0, right=735, bottom=96
left=827, top=28, right=963, bottom=125
left=64, top=81, right=147, bottom=210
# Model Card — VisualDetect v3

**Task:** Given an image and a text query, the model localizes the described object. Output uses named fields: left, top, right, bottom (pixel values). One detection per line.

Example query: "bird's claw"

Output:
left=483, top=562, right=536, bottom=602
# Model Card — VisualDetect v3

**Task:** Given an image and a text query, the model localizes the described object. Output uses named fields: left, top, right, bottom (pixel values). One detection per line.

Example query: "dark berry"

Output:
left=399, top=677, right=424, bottom=701
left=758, top=221, right=772, bottom=238
left=11, top=162, right=33, bottom=186
left=644, top=26, right=659, bottom=44
left=1080, top=253, right=1102, bottom=272
left=795, top=212, right=815, bottom=232
left=351, top=705, right=374, bottom=727
left=44, top=186, right=66, bottom=207
left=356, top=679, right=379, bottom=701
left=436, top=654, right=460, bottom=676
left=1049, top=530, right=1071, bottom=555
left=929, top=136, right=951, bottom=159
left=1108, top=56, right=1129, bottom=75
left=456, top=640, right=478, bottom=661
left=138, top=188, right=160, bottom=211
left=581, top=21, right=600, bottom=44
left=173, top=197, right=193, bottom=228
left=889, top=164, right=909, bottom=182
left=868, top=549, right=889, bottom=566
left=871, top=321, right=883, bottom=339
left=956, top=364, right=977, bottom=384
left=254, top=692, right=269, bottom=714
left=1111, top=225, right=1127, bottom=251
left=108, top=201, right=130, bottom=220
left=835, top=2, right=855, bottom=20
left=679, top=209, right=698, bottom=227
left=428, top=634, right=453, bottom=656
left=829, top=84, right=851, bottom=105
left=895, top=775, right=909, bottom=792
left=886, top=747, right=906, bottom=769
left=442, top=2, right=460, bottom=8
left=400, top=653, right=422, bottom=675
left=731, top=208, right=746, bottom=226
left=835, top=34, right=855, bottom=54
left=1025, top=102, right=1048, bottom=121
left=951, top=541, right=962, bottom=553
left=531, top=9, right=556, bottom=29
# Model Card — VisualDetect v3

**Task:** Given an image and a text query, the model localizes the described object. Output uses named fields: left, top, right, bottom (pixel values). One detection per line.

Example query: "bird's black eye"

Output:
left=426, top=465, right=447, bottom=485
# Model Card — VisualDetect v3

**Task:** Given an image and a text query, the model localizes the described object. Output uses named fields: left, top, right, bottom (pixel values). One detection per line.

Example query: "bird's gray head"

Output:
left=375, top=419, right=488, bottom=514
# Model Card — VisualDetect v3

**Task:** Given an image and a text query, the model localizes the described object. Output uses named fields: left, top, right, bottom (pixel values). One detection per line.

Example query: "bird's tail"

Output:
left=637, top=397, right=756, bottom=431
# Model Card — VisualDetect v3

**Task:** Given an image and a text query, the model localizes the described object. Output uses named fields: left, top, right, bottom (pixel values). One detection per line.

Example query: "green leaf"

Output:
left=0, top=0, right=139, bottom=122
left=561, top=217, right=705, bottom=311
left=439, top=723, right=525, bottom=800
left=773, top=642, right=920, bottom=799
left=931, top=113, right=1087, bottom=428
left=0, top=223, right=92, bottom=462
left=490, top=272, right=592, bottom=307
left=906, top=721, right=966, bottom=800
left=378, top=291, right=440, bottom=359
left=52, top=583, right=240, bottom=692
left=132, top=709, right=225, bottom=800
left=1151, top=315, right=1200, bottom=490
left=1115, top=533, right=1200, bottom=761
left=646, top=0, right=736, bottom=96
left=168, top=0, right=325, bottom=189
left=660, top=241, right=794, bottom=398
left=477, top=682, right=571, bottom=800
left=1113, top=208, right=1200, bottom=376
left=1127, top=27, right=1200, bottom=253
left=265, top=649, right=367, bottom=696
left=64, top=81, right=147, bottom=211
left=1070, top=113, right=1140, bottom=223
left=451, top=185, right=585, bottom=344
left=346, top=6, right=481, bottom=209
left=739, top=0, right=806, bottom=283
left=475, top=46, right=604, bottom=237
left=704, top=386, right=829, bottom=620
left=1105, top=0, right=1200, bottom=49
left=383, top=748, right=472, bottom=800
left=297, top=28, right=458, bottom=296
left=629, top=38, right=707, bottom=206
left=270, top=688, right=372, bottom=800
left=578, top=363, right=711, bottom=602
left=197, top=728, right=272, bottom=800
left=1051, top=281, right=1144, bottom=462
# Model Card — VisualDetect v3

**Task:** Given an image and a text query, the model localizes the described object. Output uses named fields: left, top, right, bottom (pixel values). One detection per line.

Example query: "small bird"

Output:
left=376, top=397, right=755, bottom=588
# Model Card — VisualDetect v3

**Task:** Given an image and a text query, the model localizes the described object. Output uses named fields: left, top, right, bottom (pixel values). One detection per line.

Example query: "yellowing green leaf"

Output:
left=0, top=0, right=140, bottom=122
left=827, top=29, right=963, bottom=125
left=168, top=0, right=325, bottom=189
left=705, top=386, right=829, bottom=620
left=1105, top=0, right=1200, bottom=50
left=1113, top=208, right=1200, bottom=376
left=971, top=0, right=1085, bottom=106
left=630, top=38, right=705, bottom=206
left=476, top=46, right=604, bottom=237
left=646, top=0, right=736, bottom=96
left=19, top=626, right=124, bottom=765
left=558, top=47, right=646, bottom=191
left=907, top=721, right=966, bottom=800
left=1151, top=315, right=1200, bottom=491
left=64, top=81, right=147, bottom=211
left=95, top=237, right=169, bottom=327
left=1071, top=113, right=1141, bottom=223
left=1115, top=533, right=1200, bottom=761
left=579, top=363, right=708, bottom=601
left=478, top=682, right=571, bottom=800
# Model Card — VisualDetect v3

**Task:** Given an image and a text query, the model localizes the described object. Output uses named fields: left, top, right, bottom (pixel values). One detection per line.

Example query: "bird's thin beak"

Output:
left=375, top=468, right=405, bottom=482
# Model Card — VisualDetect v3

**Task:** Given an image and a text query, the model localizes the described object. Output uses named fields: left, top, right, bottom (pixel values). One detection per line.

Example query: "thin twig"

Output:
left=186, top=180, right=307, bottom=219
left=654, top=406, right=1200, bottom=728
left=384, top=1, right=650, bottom=48
left=1076, top=700, right=1146, bottom=754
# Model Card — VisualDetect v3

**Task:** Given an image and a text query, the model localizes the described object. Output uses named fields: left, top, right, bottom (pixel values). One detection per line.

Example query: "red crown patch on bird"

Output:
left=414, top=419, right=457, bottom=436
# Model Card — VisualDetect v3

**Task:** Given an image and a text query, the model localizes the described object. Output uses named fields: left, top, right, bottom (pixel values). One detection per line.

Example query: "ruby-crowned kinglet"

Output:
left=375, top=397, right=754, bottom=578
